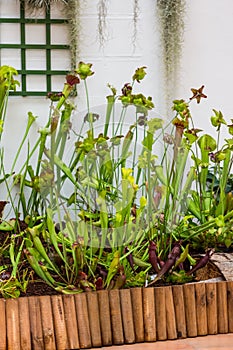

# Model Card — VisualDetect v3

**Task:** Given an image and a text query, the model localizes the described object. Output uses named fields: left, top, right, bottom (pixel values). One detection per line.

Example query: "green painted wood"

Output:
left=0, top=2, right=71, bottom=96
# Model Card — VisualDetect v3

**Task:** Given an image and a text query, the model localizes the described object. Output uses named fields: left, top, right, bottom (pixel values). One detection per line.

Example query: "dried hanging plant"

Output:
left=20, top=0, right=69, bottom=10
left=97, top=0, right=140, bottom=49
left=64, top=0, right=80, bottom=69
left=97, top=0, right=109, bottom=48
left=157, top=0, right=186, bottom=115
left=132, top=0, right=140, bottom=50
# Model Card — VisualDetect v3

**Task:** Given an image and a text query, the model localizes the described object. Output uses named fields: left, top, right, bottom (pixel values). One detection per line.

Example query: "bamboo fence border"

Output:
left=1, top=280, right=233, bottom=349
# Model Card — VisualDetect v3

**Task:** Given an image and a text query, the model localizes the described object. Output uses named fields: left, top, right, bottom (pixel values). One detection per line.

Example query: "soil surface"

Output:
left=21, top=280, right=60, bottom=297
left=19, top=259, right=224, bottom=297
left=194, top=260, right=223, bottom=281
left=12, top=259, right=227, bottom=298
left=0, top=225, right=227, bottom=298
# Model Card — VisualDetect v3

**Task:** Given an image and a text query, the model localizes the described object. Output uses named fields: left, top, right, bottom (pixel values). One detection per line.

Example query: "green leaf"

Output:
left=105, top=251, right=120, bottom=288
left=197, top=134, right=217, bottom=152
left=224, top=238, right=232, bottom=249
left=174, top=244, right=190, bottom=268
left=146, top=118, right=163, bottom=134
left=215, top=215, right=225, bottom=227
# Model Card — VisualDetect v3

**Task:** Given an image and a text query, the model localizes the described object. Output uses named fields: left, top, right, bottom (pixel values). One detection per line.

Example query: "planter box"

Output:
left=1, top=280, right=233, bottom=349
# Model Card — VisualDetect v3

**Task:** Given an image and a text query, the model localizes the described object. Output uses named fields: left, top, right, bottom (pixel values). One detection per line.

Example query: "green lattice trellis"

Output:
left=0, top=2, right=71, bottom=96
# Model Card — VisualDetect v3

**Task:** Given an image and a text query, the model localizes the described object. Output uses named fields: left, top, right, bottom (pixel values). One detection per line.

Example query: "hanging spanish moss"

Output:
left=157, top=0, right=186, bottom=115
left=64, top=0, right=80, bottom=69
left=97, top=0, right=109, bottom=48
left=132, top=0, right=140, bottom=51
left=97, top=0, right=140, bottom=49
left=21, top=0, right=69, bottom=10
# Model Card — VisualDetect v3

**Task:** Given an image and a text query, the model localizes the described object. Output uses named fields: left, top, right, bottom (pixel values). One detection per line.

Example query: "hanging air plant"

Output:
left=157, top=0, right=186, bottom=115
left=97, top=0, right=109, bottom=48
left=97, top=0, right=140, bottom=49
left=132, top=0, right=140, bottom=50
left=64, top=0, right=80, bottom=69
left=21, top=0, right=69, bottom=10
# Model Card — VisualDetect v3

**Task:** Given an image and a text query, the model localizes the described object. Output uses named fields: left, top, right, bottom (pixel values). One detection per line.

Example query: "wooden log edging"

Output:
left=1, top=280, right=233, bottom=349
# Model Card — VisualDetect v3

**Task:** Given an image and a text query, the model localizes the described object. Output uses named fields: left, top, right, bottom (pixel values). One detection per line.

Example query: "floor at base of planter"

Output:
left=94, top=334, right=233, bottom=350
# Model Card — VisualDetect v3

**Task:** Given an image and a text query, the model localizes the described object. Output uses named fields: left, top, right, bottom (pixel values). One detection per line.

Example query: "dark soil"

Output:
left=0, top=225, right=225, bottom=298
left=20, top=280, right=60, bottom=297
left=0, top=225, right=60, bottom=298
left=194, top=260, right=223, bottom=281
left=20, top=260, right=223, bottom=297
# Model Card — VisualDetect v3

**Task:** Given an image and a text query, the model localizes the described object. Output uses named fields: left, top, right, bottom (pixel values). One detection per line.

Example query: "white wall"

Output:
left=1, top=0, right=233, bottom=163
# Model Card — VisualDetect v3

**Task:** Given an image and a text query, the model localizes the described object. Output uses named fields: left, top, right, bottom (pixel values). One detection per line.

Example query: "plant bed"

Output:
left=0, top=279, right=233, bottom=349
left=0, top=254, right=230, bottom=349
left=2, top=65, right=233, bottom=349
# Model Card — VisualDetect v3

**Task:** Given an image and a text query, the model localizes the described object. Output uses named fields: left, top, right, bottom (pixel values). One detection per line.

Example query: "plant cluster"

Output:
left=0, top=63, right=232, bottom=298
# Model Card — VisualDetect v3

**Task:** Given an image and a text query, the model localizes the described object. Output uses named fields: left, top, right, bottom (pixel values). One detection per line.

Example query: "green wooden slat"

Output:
left=46, top=6, right=52, bottom=92
left=0, top=44, right=69, bottom=49
left=20, top=2, right=27, bottom=94
left=0, top=18, right=67, bottom=24
left=18, top=70, right=68, bottom=75
left=10, top=91, right=49, bottom=96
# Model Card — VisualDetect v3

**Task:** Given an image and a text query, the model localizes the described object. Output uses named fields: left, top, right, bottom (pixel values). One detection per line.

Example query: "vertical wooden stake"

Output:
left=183, top=284, right=197, bottom=337
left=206, top=282, right=217, bottom=335
left=6, top=299, right=20, bottom=350
left=97, top=290, right=112, bottom=346
left=195, top=283, right=207, bottom=336
left=172, top=285, right=187, bottom=338
left=165, top=286, right=177, bottom=339
left=130, top=287, right=144, bottom=343
left=0, top=299, right=6, bottom=350
left=120, top=289, right=135, bottom=344
left=227, top=281, right=233, bottom=333
left=28, top=296, right=44, bottom=350
left=51, top=295, right=68, bottom=350
left=217, top=281, right=228, bottom=333
left=75, top=293, right=92, bottom=349
left=109, top=289, right=124, bottom=345
left=63, top=295, right=80, bottom=350
left=154, top=287, right=167, bottom=340
left=143, top=287, right=156, bottom=342
left=18, top=297, right=31, bottom=350
left=86, top=292, right=102, bottom=347
left=40, top=296, right=56, bottom=350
